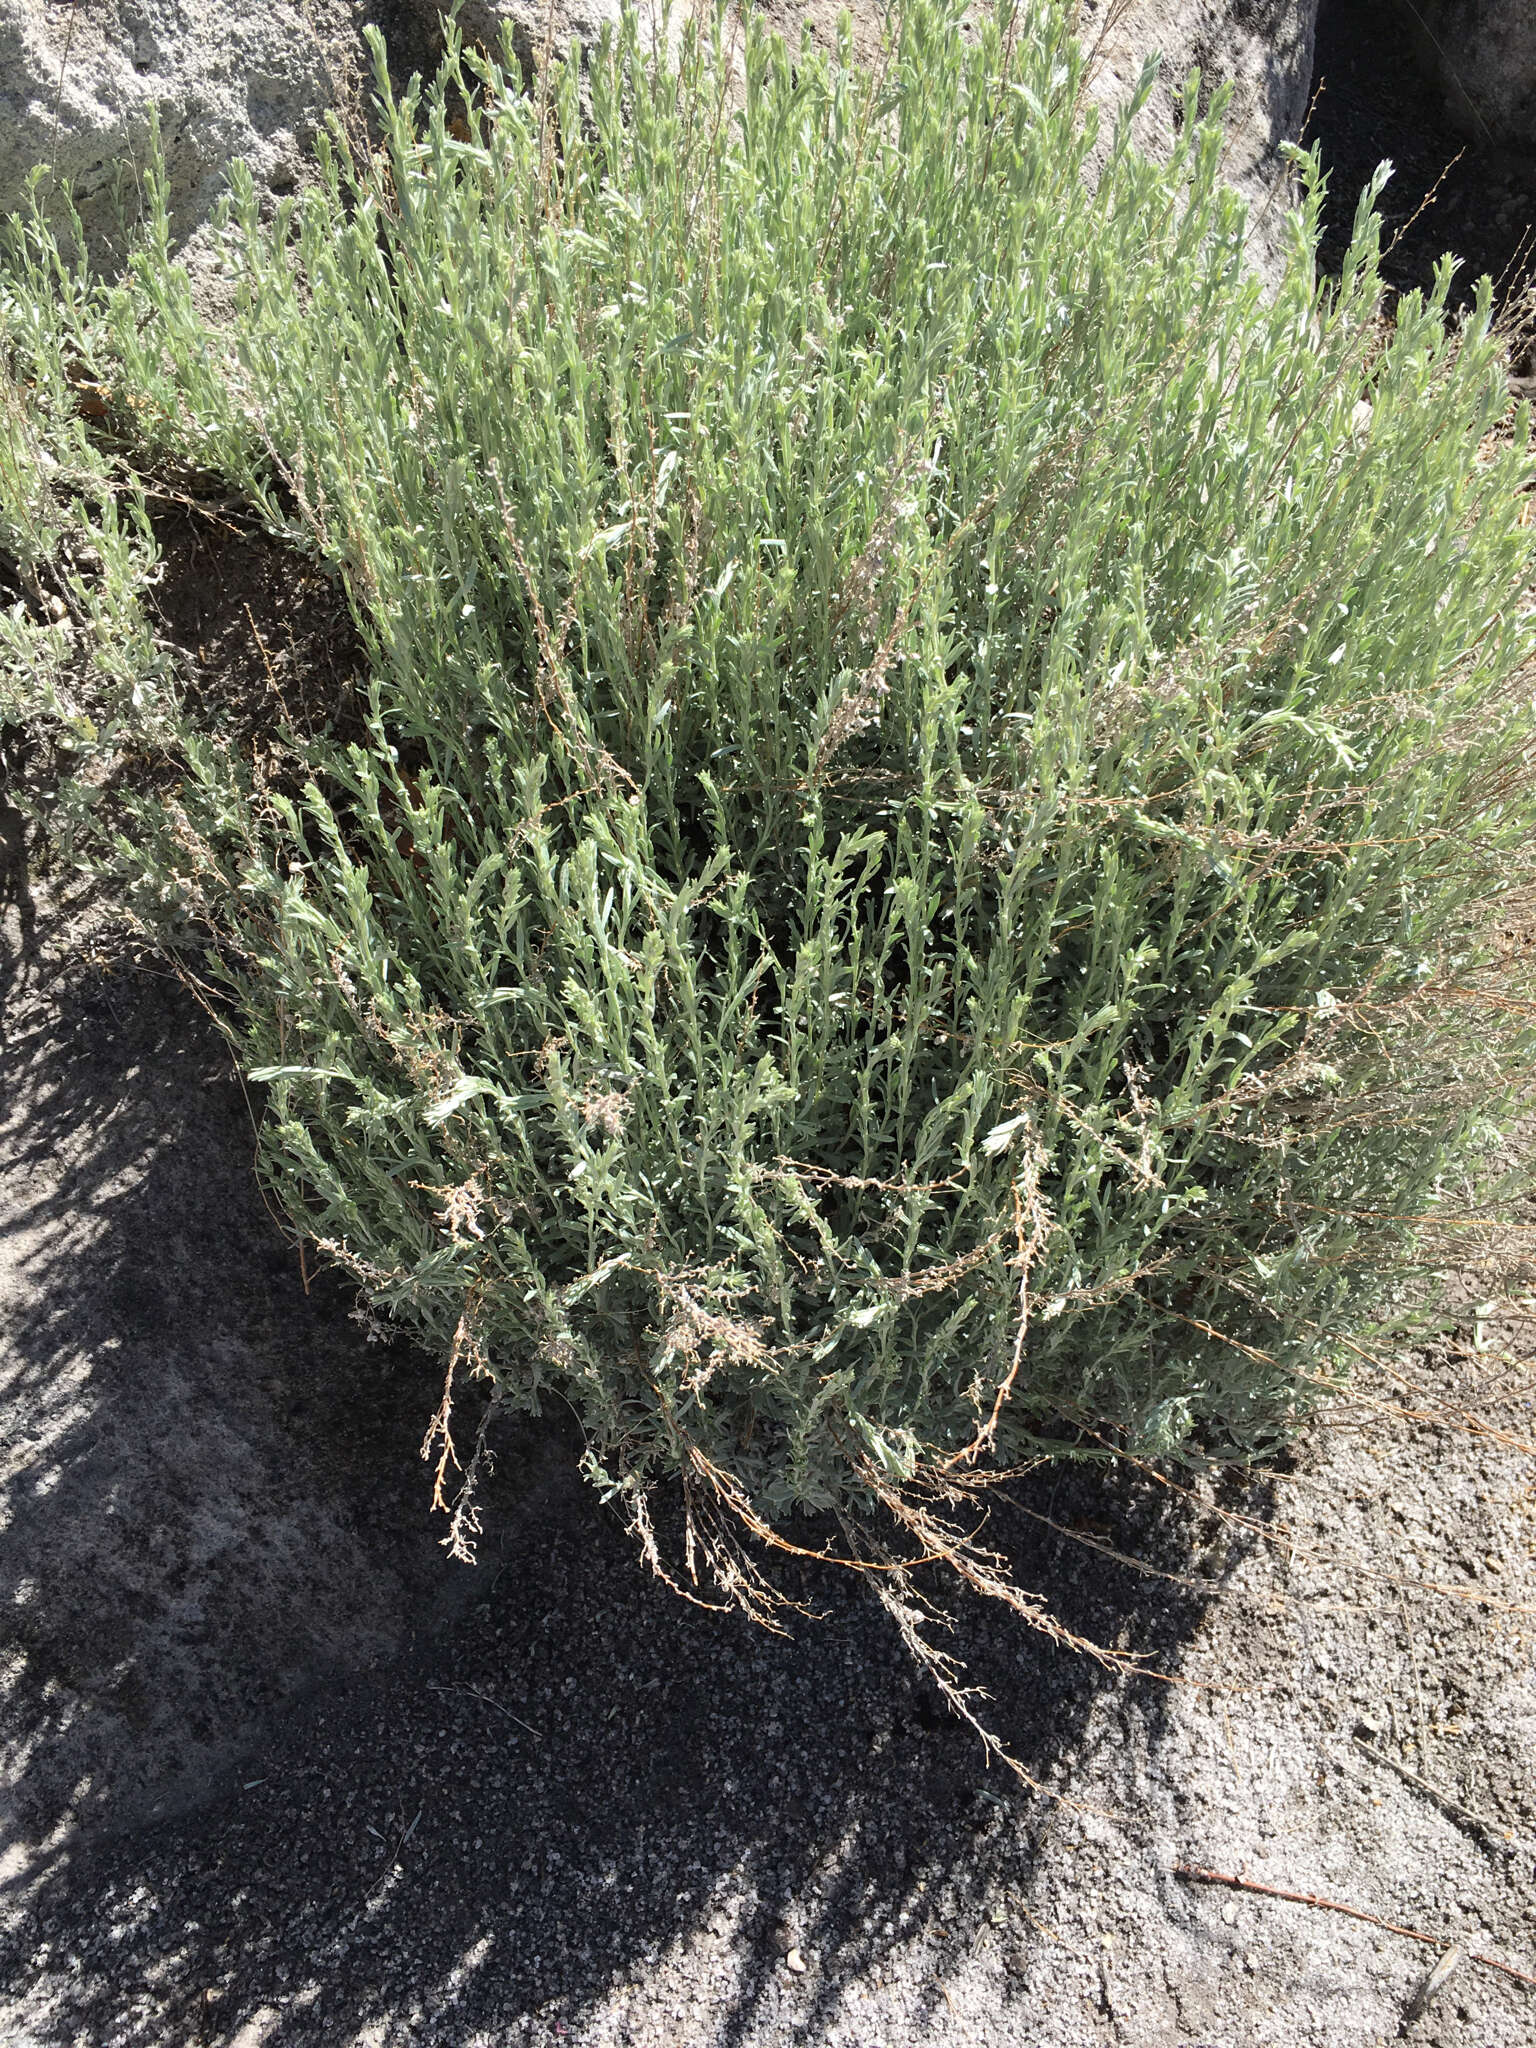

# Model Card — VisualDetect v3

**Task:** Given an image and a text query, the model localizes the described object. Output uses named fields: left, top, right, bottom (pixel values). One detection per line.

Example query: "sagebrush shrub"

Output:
left=4, top=0, right=1534, bottom=1695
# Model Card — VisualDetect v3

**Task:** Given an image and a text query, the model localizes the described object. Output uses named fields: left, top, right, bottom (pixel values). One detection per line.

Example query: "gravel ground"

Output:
left=1, top=874, right=1534, bottom=2048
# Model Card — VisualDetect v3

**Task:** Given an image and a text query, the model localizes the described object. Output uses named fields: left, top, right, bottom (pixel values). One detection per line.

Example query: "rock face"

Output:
left=413, top=0, right=626, bottom=67
left=0, top=0, right=367, bottom=263
left=1400, top=0, right=1536, bottom=145
left=1078, top=0, right=1322, bottom=278
left=0, top=0, right=1325, bottom=278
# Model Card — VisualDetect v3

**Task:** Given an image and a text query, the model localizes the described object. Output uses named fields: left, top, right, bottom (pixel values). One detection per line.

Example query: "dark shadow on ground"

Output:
left=0, top=876, right=556, bottom=1868
left=1309, top=0, right=1536, bottom=310
left=2, top=1436, right=1248, bottom=2048
left=0, top=873, right=1271, bottom=2047
left=0, top=729, right=40, bottom=1016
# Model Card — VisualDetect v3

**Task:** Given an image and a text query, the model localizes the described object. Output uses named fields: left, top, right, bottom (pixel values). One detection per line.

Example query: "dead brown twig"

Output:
left=425, top=1681, right=541, bottom=1739
left=1350, top=1735, right=1527, bottom=1861
left=1174, top=1864, right=1536, bottom=1993
left=50, top=0, right=80, bottom=145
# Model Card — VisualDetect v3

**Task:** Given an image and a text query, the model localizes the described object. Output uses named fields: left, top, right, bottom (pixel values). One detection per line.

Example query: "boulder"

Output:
left=1397, top=0, right=1536, bottom=146
left=413, top=0, right=626, bottom=68
left=0, top=0, right=1326, bottom=281
left=0, top=0, right=374, bottom=265
left=1077, top=0, right=1322, bottom=279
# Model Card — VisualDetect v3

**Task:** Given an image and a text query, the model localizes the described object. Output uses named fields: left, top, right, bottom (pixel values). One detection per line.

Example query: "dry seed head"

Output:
left=658, top=1280, right=772, bottom=1394
left=413, top=1176, right=488, bottom=1244
left=578, top=1084, right=631, bottom=1140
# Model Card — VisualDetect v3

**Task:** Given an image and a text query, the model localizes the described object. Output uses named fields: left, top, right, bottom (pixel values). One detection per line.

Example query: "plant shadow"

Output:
left=0, top=878, right=1273, bottom=2047
left=0, top=874, right=550, bottom=1868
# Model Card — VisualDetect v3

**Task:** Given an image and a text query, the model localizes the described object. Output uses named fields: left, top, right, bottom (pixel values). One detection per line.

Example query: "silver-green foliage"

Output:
left=5, top=1, right=1534, bottom=1597
left=0, top=192, right=174, bottom=759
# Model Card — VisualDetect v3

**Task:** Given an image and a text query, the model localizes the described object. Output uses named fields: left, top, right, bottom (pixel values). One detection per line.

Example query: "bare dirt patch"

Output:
left=143, top=483, right=365, bottom=750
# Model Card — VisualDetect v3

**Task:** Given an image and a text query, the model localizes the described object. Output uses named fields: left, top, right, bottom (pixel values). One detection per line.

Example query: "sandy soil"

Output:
left=1, top=875, right=1533, bottom=2048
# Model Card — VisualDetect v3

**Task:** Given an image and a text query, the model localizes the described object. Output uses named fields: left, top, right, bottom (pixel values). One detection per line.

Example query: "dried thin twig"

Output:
left=1174, top=1865, right=1536, bottom=1993
left=364, top=1806, right=424, bottom=1903
left=426, top=1681, right=541, bottom=1739
left=1350, top=1735, right=1523, bottom=1859
left=50, top=0, right=81, bottom=144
